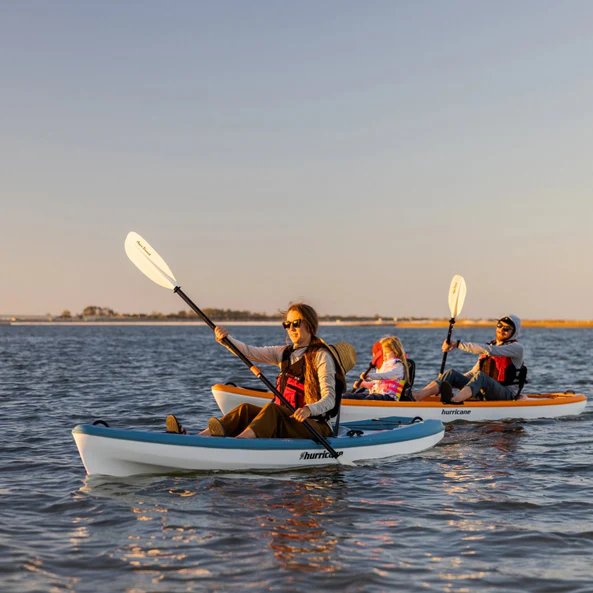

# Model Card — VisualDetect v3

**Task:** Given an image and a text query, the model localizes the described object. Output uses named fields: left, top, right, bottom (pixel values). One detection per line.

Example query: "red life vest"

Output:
left=479, top=340, right=518, bottom=385
left=479, top=356, right=516, bottom=385
left=273, top=344, right=345, bottom=419
left=274, top=353, right=306, bottom=409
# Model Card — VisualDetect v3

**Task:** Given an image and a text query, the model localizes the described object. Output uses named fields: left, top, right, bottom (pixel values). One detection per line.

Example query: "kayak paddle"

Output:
left=124, top=231, right=343, bottom=460
left=438, top=274, right=467, bottom=377
left=352, top=364, right=373, bottom=392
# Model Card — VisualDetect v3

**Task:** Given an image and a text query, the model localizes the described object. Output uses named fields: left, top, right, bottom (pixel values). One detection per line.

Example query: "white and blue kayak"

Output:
left=72, top=417, right=444, bottom=477
left=212, top=383, right=588, bottom=423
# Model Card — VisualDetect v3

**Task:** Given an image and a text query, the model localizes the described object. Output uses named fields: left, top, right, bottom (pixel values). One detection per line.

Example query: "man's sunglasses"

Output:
left=496, top=323, right=513, bottom=332
left=282, top=319, right=303, bottom=330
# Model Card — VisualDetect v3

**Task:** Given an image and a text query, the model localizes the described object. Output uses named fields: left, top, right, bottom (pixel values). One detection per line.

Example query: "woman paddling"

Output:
left=166, top=303, right=355, bottom=438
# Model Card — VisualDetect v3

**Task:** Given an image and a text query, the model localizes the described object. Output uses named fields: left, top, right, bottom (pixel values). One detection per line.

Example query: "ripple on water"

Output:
left=0, top=325, right=592, bottom=593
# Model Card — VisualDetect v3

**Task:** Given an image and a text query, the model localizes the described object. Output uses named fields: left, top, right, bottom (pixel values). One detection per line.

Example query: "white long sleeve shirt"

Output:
left=222, top=337, right=337, bottom=417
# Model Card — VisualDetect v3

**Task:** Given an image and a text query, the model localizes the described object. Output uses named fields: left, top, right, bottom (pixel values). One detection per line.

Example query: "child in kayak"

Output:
left=348, top=336, right=411, bottom=400
left=166, top=303, right=355, bottom=438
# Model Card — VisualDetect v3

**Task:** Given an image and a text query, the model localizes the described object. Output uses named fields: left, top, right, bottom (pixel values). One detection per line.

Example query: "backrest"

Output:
left=516, top=365, right=528, bottom=394
left=406, top=358, right=416, bottom=387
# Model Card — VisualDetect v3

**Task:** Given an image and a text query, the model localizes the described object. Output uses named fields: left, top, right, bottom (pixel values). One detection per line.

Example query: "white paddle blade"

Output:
left=124, top=232, right=178, bottom=290
left=447, top=274, right=467, bottom=318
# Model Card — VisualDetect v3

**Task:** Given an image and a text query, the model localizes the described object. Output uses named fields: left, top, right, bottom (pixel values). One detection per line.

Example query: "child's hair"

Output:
left=379, top=336, right=410, bottom=383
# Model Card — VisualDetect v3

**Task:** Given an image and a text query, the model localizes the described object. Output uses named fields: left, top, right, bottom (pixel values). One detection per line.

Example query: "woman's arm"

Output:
left=214, top=326, right=285, bottom=365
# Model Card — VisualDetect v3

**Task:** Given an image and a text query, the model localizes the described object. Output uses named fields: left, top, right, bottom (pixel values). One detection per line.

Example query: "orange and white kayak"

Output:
left=211, top=383, right=587, bottom=423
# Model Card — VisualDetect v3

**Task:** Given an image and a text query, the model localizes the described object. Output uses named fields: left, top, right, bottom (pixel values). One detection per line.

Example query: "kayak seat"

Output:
left=406, top=358, right=416, bottom=386
left=346, top=429, right=364, bottom=437
left=399, top=358, right=416, bottom=401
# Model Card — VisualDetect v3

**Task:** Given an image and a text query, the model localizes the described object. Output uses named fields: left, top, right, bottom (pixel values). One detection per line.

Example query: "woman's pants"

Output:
left=217, top=402, right=332, bottom=438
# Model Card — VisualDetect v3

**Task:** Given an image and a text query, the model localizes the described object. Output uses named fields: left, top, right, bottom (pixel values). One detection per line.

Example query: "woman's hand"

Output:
left=292, top=406, right=311, bottom=422
left=214, top=326, right=229, bottom=343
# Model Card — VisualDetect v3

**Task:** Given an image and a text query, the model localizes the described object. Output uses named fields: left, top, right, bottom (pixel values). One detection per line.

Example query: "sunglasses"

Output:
left=496, top=323, right=513, bottom=332
left=282, top=319, right=303, bottom=330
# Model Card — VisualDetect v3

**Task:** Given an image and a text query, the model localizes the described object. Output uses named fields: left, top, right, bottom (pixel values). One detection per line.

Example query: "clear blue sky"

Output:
left=2, top=1, right=592, bottom=318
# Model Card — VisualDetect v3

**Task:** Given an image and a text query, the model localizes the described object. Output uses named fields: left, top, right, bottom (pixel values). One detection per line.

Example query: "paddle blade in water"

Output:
left=124, top=231, right=178, bottom=290
left=447, top=274, right=467, bottom=318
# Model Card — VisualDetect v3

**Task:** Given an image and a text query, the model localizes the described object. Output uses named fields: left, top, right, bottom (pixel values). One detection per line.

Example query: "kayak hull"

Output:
left=72, top=417, right=444, bottom=477
left=212, top=384, right=588, bottom=423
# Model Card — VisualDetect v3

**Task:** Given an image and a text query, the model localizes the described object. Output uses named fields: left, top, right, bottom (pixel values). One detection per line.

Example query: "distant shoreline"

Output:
left=5, top=319, right=593, bottom=328
left=394, top=319, right=593, bottom=328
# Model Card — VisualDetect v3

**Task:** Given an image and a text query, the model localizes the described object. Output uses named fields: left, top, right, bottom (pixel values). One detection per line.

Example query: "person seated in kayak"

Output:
left=347, top=336, right=411, bottom=400
left=412, top=314, right=527, bottom=404
left=167, top=303, right=352, bottom=438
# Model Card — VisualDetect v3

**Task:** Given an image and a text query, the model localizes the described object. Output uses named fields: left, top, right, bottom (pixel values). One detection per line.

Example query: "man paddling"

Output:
left=412, top=315, right=527, bottom=404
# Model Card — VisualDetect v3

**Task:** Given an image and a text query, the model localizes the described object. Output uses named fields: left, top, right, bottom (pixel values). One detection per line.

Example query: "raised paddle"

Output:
left=124, top=231, right=342, bottom=460
left=438, top=274, right=467, bottom=377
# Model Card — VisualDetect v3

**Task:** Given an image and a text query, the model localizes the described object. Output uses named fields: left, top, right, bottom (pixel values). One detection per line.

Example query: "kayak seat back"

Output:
left=400, top=358, right=416, bottom=401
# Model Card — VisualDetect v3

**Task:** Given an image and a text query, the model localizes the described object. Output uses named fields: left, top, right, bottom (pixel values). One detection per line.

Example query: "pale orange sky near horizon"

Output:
left=2, top=2, right=593, bottom=319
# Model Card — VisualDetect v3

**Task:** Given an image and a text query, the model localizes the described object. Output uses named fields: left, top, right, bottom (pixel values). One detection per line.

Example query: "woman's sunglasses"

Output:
left=496, top=323, right=513, bottom=332
left=282, top=319, right=302, bottom=330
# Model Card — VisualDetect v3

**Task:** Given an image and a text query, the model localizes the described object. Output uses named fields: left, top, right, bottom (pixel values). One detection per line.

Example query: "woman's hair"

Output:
left=380, top=336, right=410, bottom=383
left=283, top=303, right=322, bottom=404
left=284, top=302, right=319, bottom=336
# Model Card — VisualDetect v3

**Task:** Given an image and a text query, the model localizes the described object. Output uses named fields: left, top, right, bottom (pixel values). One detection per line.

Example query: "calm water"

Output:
left=1, top=324, right=592, bottom=593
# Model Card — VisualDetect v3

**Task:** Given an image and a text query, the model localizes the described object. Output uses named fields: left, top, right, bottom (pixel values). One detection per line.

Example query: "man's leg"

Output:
left=451, top=372, right=514, bottom=403
left=413, top=369, right=469, bottom=401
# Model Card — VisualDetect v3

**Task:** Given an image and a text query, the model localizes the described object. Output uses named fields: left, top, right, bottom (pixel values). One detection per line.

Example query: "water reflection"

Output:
left=256, top=479, right=343, bottom=572
left=480, top=420, right=525, bottom=453
left=439, top=423, right=525, bottom=492
left=444, top=420, right=525, bottom=457
left=75, top=470, right=349, bottom=583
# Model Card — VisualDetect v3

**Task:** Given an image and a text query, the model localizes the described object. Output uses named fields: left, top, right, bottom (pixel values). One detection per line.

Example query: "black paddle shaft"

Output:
left=352, top=363, right=374, bottom=392
left=173, top=287, right=341, bottom=458
left=438, top=317, right=456, bottom=377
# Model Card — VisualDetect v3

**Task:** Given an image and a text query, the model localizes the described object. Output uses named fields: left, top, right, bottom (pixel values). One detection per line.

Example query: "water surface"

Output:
left=1, top=325, right=591, bottom=592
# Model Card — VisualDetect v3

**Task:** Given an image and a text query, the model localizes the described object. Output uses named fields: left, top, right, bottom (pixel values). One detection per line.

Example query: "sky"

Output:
left=2, top=1, right=592, bottom=319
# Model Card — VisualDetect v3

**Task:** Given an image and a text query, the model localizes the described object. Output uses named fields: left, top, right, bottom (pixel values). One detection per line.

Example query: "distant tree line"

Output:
left=56, top=306, right=403, bottom=322
left=58, top=306, right=282, bottom=321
